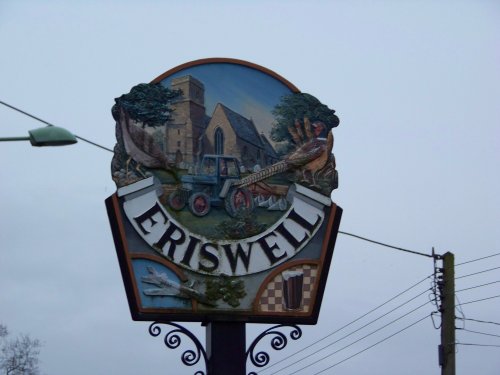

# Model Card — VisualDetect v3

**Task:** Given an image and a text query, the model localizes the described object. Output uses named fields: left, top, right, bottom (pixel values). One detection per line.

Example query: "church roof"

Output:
left=218, top=104, right=264, bottom=149
left=260, top=133, right=278, bottom=159
left=203, top=114, right=211, bottom=127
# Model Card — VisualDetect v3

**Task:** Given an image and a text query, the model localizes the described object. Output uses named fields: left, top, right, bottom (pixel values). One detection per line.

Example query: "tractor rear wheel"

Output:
left=224, top=187, right=255, bottom=217
left=188, top=192, right=211, bottom=217
left=167, top=190, right=186, bottom=211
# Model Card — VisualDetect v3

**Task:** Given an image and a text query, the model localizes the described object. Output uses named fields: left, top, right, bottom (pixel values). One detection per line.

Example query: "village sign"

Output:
left=106, top=58, right=342, bottom=324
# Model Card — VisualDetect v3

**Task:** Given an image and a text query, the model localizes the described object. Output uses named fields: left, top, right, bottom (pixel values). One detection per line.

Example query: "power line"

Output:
left=259, top=274, right=431, bottom=373
left=430, top=311, right=442, bottom=330
left=310, top=315, right=429, bottom=375
left=458, top=328, right=500, bottom=339
left=456, top=280, right=500, bottom=293
left=74, top=135, right=113, bottom=153
left=0, top=100, right=113, bottom=152
left=456, top=317, right=500, bottom=327
left=430, top=248, right=441, bottom=311
left=338, top=231, right=434, bottom=258
left=457, top=342, right=500, bottom=348
left=274, top=299, right=432, bottom=375
left=455, top=294, right=466, bottom=328
left=456, top=252, right=500, bottom=266
left=1, top=100, right=57, bottom=127
left=268, top=288, right=431, bottom=374
left=456, top=266, right=500, bottom=280
left=461, top=294, right=500, bottom=306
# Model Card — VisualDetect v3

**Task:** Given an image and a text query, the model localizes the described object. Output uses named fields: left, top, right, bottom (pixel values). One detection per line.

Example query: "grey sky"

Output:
left=0, top=1, right=499, bottom=375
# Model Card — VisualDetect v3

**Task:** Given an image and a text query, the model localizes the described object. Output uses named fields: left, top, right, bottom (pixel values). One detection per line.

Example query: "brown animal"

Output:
left=285, top=120, right=334, bottom=187
left=237, top=118, right=334, bottom=189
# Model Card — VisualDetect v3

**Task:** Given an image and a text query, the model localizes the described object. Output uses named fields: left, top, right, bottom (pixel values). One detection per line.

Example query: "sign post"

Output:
left=206, top=322, right=246, bottom=375
left=106, top=58, right=342, bottom=373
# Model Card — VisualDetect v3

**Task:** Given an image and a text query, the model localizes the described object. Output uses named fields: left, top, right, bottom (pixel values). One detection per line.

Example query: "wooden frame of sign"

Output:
left=107, top=58, right=342, bottom=325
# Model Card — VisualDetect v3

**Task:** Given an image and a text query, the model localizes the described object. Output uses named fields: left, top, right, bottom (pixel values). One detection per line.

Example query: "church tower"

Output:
left=167, top=75, right=207, bottom=165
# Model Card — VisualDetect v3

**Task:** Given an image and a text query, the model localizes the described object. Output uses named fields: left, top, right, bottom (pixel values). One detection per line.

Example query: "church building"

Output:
left=163, top=75, right=278, bottom=170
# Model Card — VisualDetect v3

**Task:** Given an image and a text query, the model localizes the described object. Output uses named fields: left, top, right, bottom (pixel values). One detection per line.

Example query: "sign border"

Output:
left=150, top=57, right=301, bottom=93
left=106, top=194, right=342, bottom=325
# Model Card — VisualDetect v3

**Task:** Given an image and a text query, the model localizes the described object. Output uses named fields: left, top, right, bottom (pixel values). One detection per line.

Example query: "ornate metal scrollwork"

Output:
left=149, top=321, right=208, bottom=375
left=246, top=324, right=302, bottom=374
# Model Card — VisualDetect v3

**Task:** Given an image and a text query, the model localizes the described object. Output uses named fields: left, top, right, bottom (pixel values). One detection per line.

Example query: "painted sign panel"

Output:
left=106, top=58, right=342, bottom=324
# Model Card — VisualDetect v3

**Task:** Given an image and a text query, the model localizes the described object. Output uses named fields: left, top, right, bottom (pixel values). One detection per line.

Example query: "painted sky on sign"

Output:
left=160, top=62, right=294, bottom=136
left=0, top=2, right=499, bottom=375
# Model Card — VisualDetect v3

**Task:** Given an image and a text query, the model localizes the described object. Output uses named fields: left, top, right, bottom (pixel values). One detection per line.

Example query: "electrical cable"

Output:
left=271, top=299, right=432, bottom=375
left=456, top=280, right=500, bottom=293
left=0, top=100, right=113, bottom=152
left=73, top=135, right=113, bottom=152
left=268, top=289, right=431, bottom=374
left=426, top=250, right=443, bottom=330
left=456, top=343, right=500, bottom=348
left=259, top=274, right=431, bottom=373
left=430, top=311, right=441, bottom=330
left=455, top=294, right=466, bottom=329
left=458, top=328, right=500, bottom=339
left=309, top=315, right=430, bottom=375
left=460, top=294, right=500, bottom=306
left=456, top=318, right=500, bottom=327
left=456, top=252, right=500, bottom=266
left=456, top=266, right=500, bottom=280
left=429, top=290, right=441, bottom=312
left=338, top=231, right=433, bottom=258
left=430, top=249, right=441, bottom=310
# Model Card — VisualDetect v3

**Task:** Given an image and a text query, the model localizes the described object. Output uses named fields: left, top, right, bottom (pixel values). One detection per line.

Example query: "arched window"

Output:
left=175, top=149, right=183, bottom=163
left=215, top=128, right=224, bottom=155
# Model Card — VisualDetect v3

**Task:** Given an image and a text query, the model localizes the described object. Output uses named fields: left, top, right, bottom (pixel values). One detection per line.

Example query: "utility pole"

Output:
left=438, top=252, right=455, bottom=375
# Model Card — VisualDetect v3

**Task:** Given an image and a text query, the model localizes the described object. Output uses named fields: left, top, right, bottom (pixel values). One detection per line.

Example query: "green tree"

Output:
left=112, top=83, right=182, bottom=128
left=270, top=93, right=339, bottom=151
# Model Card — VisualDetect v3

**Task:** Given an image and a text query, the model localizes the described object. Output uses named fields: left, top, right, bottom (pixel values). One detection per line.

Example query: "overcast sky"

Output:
left=0, top=1, right=499, bottom=375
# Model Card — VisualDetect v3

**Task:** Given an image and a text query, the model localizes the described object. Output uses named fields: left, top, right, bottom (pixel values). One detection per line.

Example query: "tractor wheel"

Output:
left=167, top=190, right=186, bottom=211
left=224, top=187, right=255, bottom=217
left=188, top=192, right=211, bottom=217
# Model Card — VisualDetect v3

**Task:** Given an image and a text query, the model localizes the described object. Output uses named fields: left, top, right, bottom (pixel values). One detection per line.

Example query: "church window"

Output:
left=215, top=128, right=224, bottom=155
left=175, top=150, right=183, bottom=163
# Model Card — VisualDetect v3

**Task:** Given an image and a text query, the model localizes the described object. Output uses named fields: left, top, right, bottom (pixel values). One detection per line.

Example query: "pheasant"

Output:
left=237, top=118, right=334, bottom=189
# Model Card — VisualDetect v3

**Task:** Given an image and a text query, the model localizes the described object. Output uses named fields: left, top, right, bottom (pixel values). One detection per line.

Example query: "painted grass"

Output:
left=165, top=204, right=285, bottom=240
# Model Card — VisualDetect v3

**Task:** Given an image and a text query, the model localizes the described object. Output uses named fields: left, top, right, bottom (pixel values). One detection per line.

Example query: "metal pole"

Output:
left=0, top=136, right=30, bottom=142
left=440, top=252, right=455, bottom=375
left=206, top=322, right=246, bottom=375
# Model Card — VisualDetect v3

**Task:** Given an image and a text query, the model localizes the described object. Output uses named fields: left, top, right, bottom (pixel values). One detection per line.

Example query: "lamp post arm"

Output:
left=0, top=136, right=30, bottom=142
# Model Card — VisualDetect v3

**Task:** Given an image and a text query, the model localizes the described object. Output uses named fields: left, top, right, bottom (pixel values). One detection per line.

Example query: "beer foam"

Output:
left=282, top=270, right=303, bottom=280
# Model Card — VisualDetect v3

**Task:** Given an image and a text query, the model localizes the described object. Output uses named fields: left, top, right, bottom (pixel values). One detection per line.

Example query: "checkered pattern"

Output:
left=258, top=264, right=318, bottom=313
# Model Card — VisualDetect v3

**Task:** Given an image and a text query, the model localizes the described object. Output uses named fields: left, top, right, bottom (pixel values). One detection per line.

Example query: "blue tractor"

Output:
left=167, top=154, right=254, bottom=217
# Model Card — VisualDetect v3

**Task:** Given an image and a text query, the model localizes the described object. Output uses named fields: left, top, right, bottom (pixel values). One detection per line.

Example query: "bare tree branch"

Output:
left=0, top=327, right=41, bottom=375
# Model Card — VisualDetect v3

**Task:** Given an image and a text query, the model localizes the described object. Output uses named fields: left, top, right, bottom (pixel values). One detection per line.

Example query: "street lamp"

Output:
left=0, top=126, right=77, bottom=146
